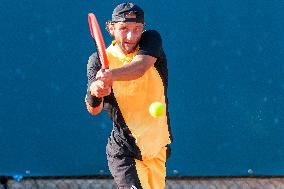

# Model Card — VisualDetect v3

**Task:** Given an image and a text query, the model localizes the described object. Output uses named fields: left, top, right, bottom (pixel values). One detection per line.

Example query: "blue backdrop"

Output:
left=1, top=0, right=284, bottom=177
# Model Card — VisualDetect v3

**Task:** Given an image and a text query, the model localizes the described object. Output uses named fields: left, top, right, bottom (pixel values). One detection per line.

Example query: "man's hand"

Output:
left=96, top=69, right=113, bottom=86
left=89, top=79, right=111, bottom=98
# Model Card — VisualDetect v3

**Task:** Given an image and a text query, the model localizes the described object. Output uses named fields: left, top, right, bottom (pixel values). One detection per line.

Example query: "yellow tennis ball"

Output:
left=149, top=102, right=165, bottom=118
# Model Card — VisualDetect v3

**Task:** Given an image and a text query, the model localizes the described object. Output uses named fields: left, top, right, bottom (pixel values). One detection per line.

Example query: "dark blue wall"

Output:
left=1, top=0, right=284, bottom=177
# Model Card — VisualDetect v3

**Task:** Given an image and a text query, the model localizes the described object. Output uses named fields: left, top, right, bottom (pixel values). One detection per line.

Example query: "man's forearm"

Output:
left=111, top=60, right=147, bottom=81
left=110, top=55, right=156, bottom=81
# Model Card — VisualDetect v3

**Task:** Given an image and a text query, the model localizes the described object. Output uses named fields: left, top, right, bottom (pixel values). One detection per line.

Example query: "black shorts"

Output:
left=106, top=136, right=170, bottom=189
left=106, top=134, right=142, bottom=189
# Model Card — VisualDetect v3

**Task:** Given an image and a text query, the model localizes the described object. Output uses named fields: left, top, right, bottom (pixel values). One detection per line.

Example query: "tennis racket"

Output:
left=88, top=13, right=109, bottom=69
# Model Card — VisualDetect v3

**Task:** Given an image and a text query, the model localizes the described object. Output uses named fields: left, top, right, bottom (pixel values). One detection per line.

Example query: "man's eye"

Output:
left=119, top=27, right=127, bottom=31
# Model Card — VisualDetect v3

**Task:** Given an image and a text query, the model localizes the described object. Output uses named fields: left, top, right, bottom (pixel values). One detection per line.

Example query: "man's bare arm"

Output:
left=96, top=55, right=157, bottom=82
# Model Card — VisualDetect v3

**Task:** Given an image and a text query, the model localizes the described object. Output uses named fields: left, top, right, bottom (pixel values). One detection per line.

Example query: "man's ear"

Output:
left=107, top=23, right=115, bottom=36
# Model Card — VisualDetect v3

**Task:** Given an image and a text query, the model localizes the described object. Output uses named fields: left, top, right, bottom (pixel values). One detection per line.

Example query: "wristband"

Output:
left=86, top=91, right=102, bottom=107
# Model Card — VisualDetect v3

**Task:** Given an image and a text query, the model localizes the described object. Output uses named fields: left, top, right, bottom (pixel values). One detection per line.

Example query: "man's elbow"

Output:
left=136, top=64, right=150, bottom=78
left=138, top=56, right=155, bottom=77
left=136, top=67, right=146, bottom=79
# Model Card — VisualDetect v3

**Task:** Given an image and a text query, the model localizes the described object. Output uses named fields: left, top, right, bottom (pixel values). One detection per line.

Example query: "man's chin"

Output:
left=122, top=47, right=136, bottom=54
left=117, top=43, right=137, bottom=54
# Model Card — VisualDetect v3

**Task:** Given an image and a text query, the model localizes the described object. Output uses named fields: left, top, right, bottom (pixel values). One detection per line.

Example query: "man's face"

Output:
left=110, top=22, right=144, bottom=54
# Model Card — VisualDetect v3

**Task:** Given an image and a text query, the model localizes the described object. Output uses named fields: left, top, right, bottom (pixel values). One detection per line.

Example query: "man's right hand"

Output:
left=89, top=79, right=111, bottom=98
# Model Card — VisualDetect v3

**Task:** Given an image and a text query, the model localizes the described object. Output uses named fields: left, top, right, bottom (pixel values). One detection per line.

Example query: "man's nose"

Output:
left=126, top=31, right=133, bottom=40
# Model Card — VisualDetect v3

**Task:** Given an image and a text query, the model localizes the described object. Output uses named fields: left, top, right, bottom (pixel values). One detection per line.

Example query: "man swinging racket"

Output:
left=85, top=3, right=172, bottom=189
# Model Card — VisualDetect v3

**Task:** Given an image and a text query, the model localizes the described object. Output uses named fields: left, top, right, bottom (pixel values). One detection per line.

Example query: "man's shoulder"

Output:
left=137, top=29, right=164, bottom=58
left=141, top=30, right=162, bottom=40
left=139, top=29, right=163, bottom=48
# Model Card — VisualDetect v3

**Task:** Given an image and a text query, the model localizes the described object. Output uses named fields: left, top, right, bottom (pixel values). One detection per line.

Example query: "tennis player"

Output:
left=85, top=3, right=172, bottom=188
